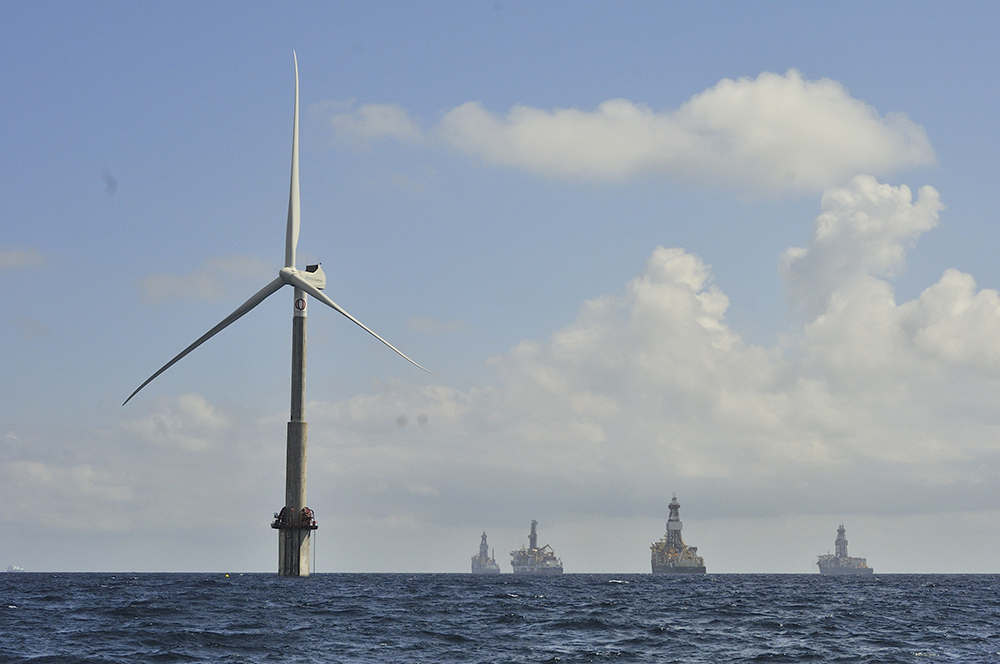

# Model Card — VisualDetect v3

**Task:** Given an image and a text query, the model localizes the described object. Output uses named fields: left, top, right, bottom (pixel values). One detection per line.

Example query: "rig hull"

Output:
left=512, top=565, right=563, bottom=575
left=818, top=567, right=874, bottom=576
left=652, top=563, right=706, bottom=574
left=817, top=556, right=874, bottom=575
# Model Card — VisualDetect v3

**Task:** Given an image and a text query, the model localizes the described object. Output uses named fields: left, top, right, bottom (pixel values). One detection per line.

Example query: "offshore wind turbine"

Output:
left=124, top=53, right=428, bottom=576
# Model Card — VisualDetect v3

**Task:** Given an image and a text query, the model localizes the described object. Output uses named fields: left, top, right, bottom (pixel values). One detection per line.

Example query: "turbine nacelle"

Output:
left=279, top=264, right=326, bottom=291
left=302, top=264, right=326, bottom=291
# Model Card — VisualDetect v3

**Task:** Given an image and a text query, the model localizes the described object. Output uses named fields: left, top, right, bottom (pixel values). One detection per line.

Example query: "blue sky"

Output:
left=2, top=1, right=1000, bottom=573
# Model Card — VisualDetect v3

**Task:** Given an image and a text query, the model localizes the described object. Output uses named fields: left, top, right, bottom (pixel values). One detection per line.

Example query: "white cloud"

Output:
left=15, top=176, right=1000, bottom=571
left=320, top=99, right=424, bottom=146
left=123, top=392, right=231, bottom=451
left=907, top=269, right=1000, bottom=367
left=0, top=391, right=286, bottom=562
left=782, top=174, right=943, bottom=320
left=302, top=176, right=1000, bottom=542
left=0, top=461, right=133, bottom=530
left=0, top=247, right=43, bottom=271
left=139, top=255, right=271, bottom=302
left=322, top=70, right=935, bottom=194
left=438, top=71, right=934, bottom=192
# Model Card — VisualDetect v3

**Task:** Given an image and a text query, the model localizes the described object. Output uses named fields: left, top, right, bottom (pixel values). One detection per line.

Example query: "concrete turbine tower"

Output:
left=124, top=53, right=429, bottom=576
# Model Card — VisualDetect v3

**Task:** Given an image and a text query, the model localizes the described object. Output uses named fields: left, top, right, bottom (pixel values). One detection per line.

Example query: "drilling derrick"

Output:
left=835, top=524, right=849, bottom=558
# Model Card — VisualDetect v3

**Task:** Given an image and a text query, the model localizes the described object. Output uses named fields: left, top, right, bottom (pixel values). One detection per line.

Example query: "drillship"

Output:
left=817, top=524, right=874, bottom=575
left=510, top=520, right=563, bottom=574
left=471, top=531, right=501, bottom=574
left=650, top=494, right=706, bottom=574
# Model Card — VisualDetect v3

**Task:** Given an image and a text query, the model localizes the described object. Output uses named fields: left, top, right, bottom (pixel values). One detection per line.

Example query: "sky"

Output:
left=2, top=1, right=1000, bottom=573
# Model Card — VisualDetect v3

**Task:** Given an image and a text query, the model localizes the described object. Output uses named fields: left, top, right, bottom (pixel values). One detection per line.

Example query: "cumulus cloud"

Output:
left=782, top=174, right=943, bottom=320
left=782, top=177, right=1000, bottom=389
left=16, top=176, right=1000, bottom=570
left=139, top=255, right=271, bottom=302
left=906, top=269, right=1000, bottom=367
left=322, top=70, right=935, bottom=194
left=439, top=71, right=934, bottom=192
left=302, top=176, right=1000, bottom=538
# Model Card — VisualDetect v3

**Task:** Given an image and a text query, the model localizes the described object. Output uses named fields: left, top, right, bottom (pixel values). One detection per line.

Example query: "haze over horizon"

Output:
left=2, top=2, right=1000, bottom=574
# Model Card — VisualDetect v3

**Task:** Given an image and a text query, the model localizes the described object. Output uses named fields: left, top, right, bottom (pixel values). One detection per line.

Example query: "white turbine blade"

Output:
left=286, top=271, right=432, bottom=374
left=284, top=51, right=300, bottom=269
left=124, top=276, right=287, bottom=405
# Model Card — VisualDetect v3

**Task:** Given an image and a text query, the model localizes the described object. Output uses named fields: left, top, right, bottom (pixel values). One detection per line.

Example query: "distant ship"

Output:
left=6, top=565, right=25, bottom=573
left=471, top=531, right=501, bottom=574
left=651, top=494, right=706, bottom=574
left=817, top=524, right=874, bottom=575
left=510, top=520, right=563, bottom=574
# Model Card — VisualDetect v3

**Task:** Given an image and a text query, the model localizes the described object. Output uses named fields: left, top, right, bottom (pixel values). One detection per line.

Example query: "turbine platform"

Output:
left=272, top=506, right=318, bottom=577
left=271, top=506, right=318, bottom=531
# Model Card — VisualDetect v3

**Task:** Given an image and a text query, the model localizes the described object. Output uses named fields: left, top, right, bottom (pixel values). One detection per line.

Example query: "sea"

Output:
left=2, top=572, right=998, bottom=663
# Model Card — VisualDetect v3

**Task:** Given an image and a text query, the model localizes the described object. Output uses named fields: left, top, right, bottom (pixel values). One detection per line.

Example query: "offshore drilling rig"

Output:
left=817, top=524, right=874, bottom=575
left=651, top=494, right=706, bottom=574
left=471, top=532, right=501, bottom=574
left=510, top=520, right=563, bottom=574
